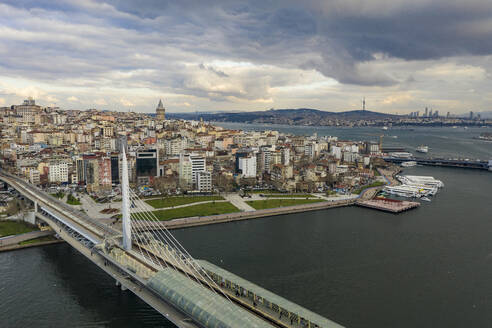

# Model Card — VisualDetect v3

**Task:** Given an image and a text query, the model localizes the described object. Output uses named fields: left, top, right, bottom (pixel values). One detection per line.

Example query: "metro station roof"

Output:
left=198, top=260, right=344, bottom=328
left=147, top=268, right=273, bottom=328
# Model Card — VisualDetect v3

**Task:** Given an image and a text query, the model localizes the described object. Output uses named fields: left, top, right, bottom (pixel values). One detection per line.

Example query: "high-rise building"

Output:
left=156, top=99, right=165, bottom=121
left=110, top=154, right=119, bottom=185
left=136, top=149, right=158, bottom=185
left=189, top=155, right=206, bottom=186
left=178, top=154, right=192, bottom=188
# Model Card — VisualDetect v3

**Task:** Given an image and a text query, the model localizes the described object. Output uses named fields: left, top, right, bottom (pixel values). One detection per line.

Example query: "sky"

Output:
left=1, top=0, right=492, bottom=114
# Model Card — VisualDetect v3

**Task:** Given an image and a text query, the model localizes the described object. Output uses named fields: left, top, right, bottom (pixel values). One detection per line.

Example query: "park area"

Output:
left=145, top=195, right=224, bottom=209
left=0, top=220, right=37, bottom=237
left=246, top=198, right=324, bottom=210
left=150, top=202, right=239, bottom=221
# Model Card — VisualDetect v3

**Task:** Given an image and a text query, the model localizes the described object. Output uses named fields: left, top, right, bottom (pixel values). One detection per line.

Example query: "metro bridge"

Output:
left=0, top=150, right=343, bottom=328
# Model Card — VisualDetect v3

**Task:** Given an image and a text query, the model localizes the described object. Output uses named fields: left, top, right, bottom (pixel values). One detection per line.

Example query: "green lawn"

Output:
left=19, top=235, right=57, bottom=245
left=263, top=194, right=316, bottom=198
left=353, top=181, right=386, bottom=194
left=50, top=192, right=65, bottom=199
left=148, top=202, right=240, bottom=221
left=146, top=196, right=224, bottom=209
left=0, top=221, right=37, bottom=237
left=66, top=194, right=82, bottom=205
left=246, top=199, right=324, bottom=210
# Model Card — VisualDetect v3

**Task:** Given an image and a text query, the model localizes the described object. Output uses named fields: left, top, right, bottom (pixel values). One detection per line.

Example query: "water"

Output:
left=1, top=126, right=492, bottom=328
left=215, top=123, right=492, bottom=161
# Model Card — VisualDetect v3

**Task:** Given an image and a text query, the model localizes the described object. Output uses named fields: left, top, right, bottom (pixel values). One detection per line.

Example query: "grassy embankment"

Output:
left=0, top=221, right=37, bottom=237
left=352, top=181, right=386, bottom=195
left=66, top=194, right=82, bottom=205
left=148, top=202, right=239, bottom=221
left=246, top=198, right=324, bottom=210
left=263, top=194, right=316, bottom=198
left=146, top=196, right=224, bottom=209
left=19, top=236, right=57, bottom=245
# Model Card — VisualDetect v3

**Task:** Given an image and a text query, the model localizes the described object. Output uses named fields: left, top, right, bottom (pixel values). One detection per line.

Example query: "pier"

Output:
left=357, top=197, right=420, bottom=213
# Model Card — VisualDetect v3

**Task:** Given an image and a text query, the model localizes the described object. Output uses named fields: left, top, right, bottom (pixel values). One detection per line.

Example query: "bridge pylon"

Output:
left=121, top=148, right=132, bottom=250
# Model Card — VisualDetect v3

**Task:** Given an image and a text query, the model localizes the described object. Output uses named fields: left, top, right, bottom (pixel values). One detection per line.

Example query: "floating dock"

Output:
left=357, top=197, right=420, bottom=213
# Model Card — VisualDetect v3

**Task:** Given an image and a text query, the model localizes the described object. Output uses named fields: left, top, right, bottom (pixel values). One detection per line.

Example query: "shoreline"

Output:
left=138, top=198, right=356, bottom=231
left=0, top=239, right=65, bottom=253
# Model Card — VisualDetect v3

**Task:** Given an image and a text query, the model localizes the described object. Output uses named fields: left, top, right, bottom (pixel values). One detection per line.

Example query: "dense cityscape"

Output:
left=0, top=98, right=389, bottom=200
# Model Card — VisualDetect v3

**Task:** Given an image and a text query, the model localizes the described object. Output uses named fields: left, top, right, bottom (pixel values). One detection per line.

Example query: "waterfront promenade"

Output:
left=135, top=197, right=357, bottom=231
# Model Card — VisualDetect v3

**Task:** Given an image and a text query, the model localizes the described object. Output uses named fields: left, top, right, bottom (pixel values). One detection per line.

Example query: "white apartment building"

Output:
left=190, top=155, right=206, bottom=186
left=178, top=154, right=193, bottom=188
left=48, top=163, right=69, bottom=183
left=165, top=137, right=187, bottom=156
left=238, top=155, right=257, bottom=178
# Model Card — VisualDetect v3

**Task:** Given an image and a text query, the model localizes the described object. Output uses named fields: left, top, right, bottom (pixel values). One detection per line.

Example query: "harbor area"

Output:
left=357, top=197, right=420, bottom=213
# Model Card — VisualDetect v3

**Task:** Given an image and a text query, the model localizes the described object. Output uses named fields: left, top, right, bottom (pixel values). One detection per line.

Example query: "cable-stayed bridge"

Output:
left=0, top=151, right=343, bottom=328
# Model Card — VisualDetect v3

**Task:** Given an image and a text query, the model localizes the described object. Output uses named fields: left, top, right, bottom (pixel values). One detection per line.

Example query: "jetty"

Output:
left=357, top=197, right=420, bottom=213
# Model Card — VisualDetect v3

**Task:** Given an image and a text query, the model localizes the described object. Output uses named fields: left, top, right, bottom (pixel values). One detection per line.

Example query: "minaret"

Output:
left=156, top=99, right=166, bottom=121
left=121, top=147, right=132, bottom=250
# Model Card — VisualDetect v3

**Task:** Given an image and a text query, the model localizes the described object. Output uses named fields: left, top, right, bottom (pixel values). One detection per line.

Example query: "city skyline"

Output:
left=1, top=1, right=492, bottom=114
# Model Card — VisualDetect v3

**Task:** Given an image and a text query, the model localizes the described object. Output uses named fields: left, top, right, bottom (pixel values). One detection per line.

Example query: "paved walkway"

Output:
left=224, top=194, right=256, bottom=212
left=0, top=230, right=54, bottom=247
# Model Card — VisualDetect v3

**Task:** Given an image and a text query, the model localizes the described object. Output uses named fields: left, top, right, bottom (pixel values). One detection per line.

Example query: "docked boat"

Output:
left=421, top=197, right=431, bottom=202
left=385, top=175, right=444, bottom=199
left=401, top=161, right=417, bottom=167
left=416, top=145, right=429, bottom=153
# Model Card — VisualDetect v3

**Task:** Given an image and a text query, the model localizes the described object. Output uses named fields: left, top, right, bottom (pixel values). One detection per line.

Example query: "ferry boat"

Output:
left=382, top=126, right=388, bottom=130
left=389, top=152, right=414, bottom=159
left=401, top=161, right=417, bottom=167
left=416, top=145, right=429, bottom=153
left=474, top=133, right=492, bottom=141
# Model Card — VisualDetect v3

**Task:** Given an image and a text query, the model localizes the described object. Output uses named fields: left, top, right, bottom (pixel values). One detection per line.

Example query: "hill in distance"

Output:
left=167, top=108, right=398, bottom=125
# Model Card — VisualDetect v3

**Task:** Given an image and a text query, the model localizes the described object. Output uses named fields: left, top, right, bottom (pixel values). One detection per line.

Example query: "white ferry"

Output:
left=389, top=152, right=414, bottom=159
left=401, top=161, right=417, bottom=167
left=416, top=145, right=429, bottom=153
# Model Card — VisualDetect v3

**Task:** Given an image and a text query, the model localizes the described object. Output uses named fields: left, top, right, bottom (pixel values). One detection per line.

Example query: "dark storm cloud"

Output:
left=96, top=0, right=492, bottom=86
left=1, top=0, right=492, bottom=111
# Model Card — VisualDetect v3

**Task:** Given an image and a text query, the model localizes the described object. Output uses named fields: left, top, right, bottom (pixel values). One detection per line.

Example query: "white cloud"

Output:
left=119, top=98, right=134, bottom=107
left=67, top=96, right=79, bottom=101
left=94, top=98, right=107, bottom=106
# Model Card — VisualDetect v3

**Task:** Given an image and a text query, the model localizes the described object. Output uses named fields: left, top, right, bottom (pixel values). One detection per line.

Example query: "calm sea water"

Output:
left=1, top=126, right=491, bottom=328
left=215, top=123, right=492, bottom=161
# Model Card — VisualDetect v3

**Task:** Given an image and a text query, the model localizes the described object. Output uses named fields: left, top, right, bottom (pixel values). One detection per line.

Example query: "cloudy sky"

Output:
left=1, top=0, right=492, bottom=114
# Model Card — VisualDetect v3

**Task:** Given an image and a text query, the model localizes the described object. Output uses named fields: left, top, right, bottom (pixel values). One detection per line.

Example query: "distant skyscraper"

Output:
left=362, top=97, right=366, bottom=111
left=424, top=107, right=428, bottom=117
left=156, top=99, right=165, bottom=121
left=469, top=111, right=474, bottom=120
